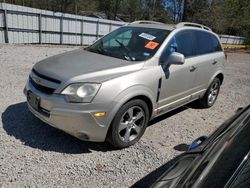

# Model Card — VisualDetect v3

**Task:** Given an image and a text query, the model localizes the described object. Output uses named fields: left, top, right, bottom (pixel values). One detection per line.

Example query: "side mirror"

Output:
left=188, top=136, right=208, bottom=151
left=235, top=107, right=244, bottom=113
left=162, top=52, right=185, bottom=66
left=173, top=135, right=208, bottom=152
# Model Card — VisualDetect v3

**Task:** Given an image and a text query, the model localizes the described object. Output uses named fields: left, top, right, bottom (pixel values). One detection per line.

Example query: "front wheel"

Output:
left=199, top=77, right=221, bottom=108
left=107, top=99, right=149, bottom=148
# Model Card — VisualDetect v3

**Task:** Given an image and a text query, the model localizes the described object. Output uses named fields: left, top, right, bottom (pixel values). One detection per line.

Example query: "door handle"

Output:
left=212, top=60, right=218, bottom=65
left=190, top=65, right=197, bottom=72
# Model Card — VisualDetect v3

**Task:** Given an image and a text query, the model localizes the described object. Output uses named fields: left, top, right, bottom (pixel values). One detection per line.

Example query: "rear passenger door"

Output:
left=191, top=31, right=224, bottom=98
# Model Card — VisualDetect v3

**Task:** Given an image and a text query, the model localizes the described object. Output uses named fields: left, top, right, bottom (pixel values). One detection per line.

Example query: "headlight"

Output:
left=61, top=83, right=101, bottom=103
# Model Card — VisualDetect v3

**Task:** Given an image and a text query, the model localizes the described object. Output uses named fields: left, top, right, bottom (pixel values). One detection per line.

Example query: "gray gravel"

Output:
left=0, top=45, right=250, bottom=188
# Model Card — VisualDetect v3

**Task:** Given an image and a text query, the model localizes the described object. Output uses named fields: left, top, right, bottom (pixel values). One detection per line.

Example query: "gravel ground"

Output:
left=0, top=45, right=249, bottom=188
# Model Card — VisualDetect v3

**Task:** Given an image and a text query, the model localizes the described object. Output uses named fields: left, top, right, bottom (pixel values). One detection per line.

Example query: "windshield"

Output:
left=86, top=26, right=170, bottom=61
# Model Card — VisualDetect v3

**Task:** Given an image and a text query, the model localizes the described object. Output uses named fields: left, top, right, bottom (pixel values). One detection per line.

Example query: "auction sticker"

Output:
left=139, top=33, right=156, bottom=41
left=145, top=41, right=159, bottom=50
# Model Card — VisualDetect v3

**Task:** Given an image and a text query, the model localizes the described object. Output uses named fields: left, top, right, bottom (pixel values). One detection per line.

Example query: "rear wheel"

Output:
left=107, top=99, right=149, bottom=148
left=199, top=77, right=221, bottom=108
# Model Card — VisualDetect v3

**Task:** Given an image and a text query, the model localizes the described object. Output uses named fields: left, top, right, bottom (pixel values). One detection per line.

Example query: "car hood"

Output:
left=33, top=49, right=144, bottom=83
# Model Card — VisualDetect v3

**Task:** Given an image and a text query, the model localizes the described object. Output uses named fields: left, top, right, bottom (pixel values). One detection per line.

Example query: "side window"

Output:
left=195, top=31, right=222, bottom=55
left=175, top=31, right=194, bottom=57
left=195, top=31, right=212, bottom=54
left=164, top=31, right=194, bottom=58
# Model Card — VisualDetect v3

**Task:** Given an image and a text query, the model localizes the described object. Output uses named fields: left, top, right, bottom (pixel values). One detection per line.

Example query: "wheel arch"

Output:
left=125, top=95, right=153, bottom=119
left=209, top=71, right=224, bottom=87
left=104, top=85, right=156, bottom=140
left=216, top=73, right=224, bottom=84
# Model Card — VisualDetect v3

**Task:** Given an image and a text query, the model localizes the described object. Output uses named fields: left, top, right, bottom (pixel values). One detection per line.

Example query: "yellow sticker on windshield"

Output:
left=145, top=41, right=159, bottom=50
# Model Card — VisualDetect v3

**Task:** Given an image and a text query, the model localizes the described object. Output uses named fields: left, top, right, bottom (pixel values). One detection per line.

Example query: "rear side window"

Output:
left=211, top=35, right=223, bottom=52
left=195, top=31, right=222, bottom=55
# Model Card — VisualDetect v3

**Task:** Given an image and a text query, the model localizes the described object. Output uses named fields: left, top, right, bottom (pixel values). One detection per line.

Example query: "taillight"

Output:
left=224, top=51, right=227, bottom=60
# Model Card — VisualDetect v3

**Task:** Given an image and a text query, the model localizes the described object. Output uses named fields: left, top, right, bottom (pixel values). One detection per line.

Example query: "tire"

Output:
left=107, top=99, right=149, bottom=148
left=199, top=77, right=221, bottom=108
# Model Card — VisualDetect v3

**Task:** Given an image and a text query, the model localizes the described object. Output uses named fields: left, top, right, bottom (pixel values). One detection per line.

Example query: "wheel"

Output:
left=107, top=99, right=149, bottom=148
left=199, top=77, right=221, bottom=108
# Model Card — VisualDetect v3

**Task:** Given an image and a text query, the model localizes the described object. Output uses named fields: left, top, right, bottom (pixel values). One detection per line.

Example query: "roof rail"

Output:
left=176, top=22, right=212, bottom=31
left=130, top=20, right=164, bottom=25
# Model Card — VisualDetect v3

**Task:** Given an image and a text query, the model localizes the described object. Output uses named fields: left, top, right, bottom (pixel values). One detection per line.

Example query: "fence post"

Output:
left=225, top=36, right=229, bottom=45
left=109, top=22, right=112, bottom=32
left=96, top=19, right=99, bottom=40
left=38, top=13, right=42, bottom=44
left=80, top=19, right=84, bottom=46
left=60, top=15, right=63, bottom=45
left=3, top=5, right=9, bottom=43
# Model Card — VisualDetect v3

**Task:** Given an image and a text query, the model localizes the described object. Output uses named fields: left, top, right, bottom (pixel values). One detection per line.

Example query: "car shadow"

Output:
left=173, top=143, right=189, bottom=152
left=148, top=101, right=205, bottom=127
left=131, top=153, right=185, bottom=188
left=186, top=101, right=205, bottom=109
left=1, top=102, right=113, bottom=154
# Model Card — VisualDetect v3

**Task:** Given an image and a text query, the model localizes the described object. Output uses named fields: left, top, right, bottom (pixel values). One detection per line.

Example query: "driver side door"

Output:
left=157, top=30, right=197, bottom=113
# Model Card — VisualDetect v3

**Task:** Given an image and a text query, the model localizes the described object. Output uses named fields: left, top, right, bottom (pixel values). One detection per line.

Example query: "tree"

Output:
left=140, top=0, right=172, bottom=23
left=182, top=0, right=209, bottom=23
left=213, top=0, right=250, bottom=38
left=164, top=0, right=183, bottom=23
left=120, top=0, right=143, bottom=21
left=98, top=0, right=123, bottom=20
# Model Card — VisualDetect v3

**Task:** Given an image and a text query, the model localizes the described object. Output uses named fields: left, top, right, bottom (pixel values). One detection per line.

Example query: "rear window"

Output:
left=195, top=31, right=222, bottom=55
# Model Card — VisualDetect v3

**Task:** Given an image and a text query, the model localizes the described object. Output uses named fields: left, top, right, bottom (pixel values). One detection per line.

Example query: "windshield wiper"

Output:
left=87, top=38, right=108, bottom=56
left=115, top=39, right=133, bottom=61
left=97, top=48, right=107, bottom=55
left=88, top=46, right=108, bottom=56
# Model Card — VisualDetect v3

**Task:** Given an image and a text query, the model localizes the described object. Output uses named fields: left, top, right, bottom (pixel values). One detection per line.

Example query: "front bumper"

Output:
left=24, top=80, right=112, bottom=142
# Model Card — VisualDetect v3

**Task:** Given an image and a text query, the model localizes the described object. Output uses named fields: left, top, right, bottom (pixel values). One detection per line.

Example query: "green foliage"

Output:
left=217, top=0, right=250, bottom=39
left=0, top=0, right=173, bottom=23
left=183, top=0, right=250, bottom=39
left=1, top=0, right=249, bottom=39
left=119, top=0, right=143, bottom=21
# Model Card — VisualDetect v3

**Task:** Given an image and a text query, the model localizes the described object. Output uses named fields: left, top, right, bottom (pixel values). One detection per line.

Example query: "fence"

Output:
left=219, top=35, right=246, bottom=45
left=0, top=3, right=125, bottom=45
left=0, top=3, right=247, bottom=46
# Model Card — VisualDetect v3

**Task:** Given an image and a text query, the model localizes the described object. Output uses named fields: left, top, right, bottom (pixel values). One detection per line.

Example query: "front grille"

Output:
left=30, top=76, right=55, bottom=94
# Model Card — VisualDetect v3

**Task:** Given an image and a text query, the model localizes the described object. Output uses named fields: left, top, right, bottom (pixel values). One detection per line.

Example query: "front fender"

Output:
left=105, top=84, right=156, bottom=129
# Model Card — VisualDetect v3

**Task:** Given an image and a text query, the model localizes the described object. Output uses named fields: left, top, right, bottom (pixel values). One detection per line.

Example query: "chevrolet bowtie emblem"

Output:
left=34, top=77, right=41, bottom=83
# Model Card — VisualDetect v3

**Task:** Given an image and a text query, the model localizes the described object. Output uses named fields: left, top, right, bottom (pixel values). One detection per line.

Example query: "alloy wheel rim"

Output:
left=118, top=106, right=145, bottom=143
left=208, top=82, right=219, bottom=105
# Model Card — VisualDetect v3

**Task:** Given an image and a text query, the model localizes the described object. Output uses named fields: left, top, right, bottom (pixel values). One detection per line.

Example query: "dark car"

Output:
left=133, top=105, right=250, bottom=188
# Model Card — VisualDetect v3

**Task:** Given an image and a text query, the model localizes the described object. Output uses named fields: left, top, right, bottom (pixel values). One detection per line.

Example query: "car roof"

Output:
left=128, top=23, right=175, bottom=31
left=128, top=21, right=213, bottom=33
